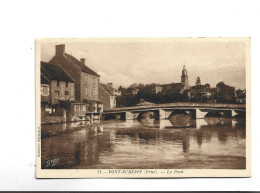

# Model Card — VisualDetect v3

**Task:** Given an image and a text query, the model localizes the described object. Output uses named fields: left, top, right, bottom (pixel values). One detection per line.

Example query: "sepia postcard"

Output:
left=36, top=37, right=251, bottom=178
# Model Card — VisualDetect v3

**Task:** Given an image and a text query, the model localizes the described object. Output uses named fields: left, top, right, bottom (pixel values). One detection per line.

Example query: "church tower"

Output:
left=181, top=65, right=188, bottom=86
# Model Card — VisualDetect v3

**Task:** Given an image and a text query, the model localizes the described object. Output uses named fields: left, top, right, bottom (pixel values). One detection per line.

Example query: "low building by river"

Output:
left=41, top=61, right=103, bottom=124
left=99, top=83, right=118, bottom=110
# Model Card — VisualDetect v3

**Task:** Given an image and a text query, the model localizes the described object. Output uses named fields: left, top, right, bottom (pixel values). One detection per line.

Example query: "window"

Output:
left=66, top=82, right=68, bottom=87
left=93, top=78, right=96, bottom=88
left=41, top=84, right=49, bottom=96
left=54, top=91, right=59, bottom=98
left=65, top=91, right=69, bottom=95
left=57, top=81, right=60, bottom=87
left=85, top=75, right=88, bottom=82
left=92, top=89, right=95, bottom=96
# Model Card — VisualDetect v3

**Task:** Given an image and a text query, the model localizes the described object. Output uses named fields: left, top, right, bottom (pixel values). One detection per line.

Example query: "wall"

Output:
left=98, top=84, right=111, bottom=110
left=68, top=103, right=86, bottom=121
left=155, top=85, right=163, bottom=94
left=41, top=106, right=66, bottom=124
left=50, top=56, right=81, bottom=101
left=80, top=72, right=99, bottom=102
left=42, top=115, right=66, bottom=124
left=181, top=75, right=188, bottom=86
left=110, top=95, right=116, bottom=108
left=41, top=84, right=50, bottom=103
left=50, top=80, right=75, bottom=104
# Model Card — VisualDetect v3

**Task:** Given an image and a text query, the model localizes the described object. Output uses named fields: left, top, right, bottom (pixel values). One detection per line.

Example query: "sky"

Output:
left=40, top=39, right=246, bottom=89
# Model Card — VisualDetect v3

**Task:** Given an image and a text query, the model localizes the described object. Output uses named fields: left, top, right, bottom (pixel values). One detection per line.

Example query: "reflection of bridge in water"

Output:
left=102, top=102, right=246, bottom=120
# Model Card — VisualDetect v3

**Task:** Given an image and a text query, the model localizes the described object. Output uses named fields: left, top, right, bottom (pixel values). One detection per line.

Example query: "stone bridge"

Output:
left=102, top=102, right=246, bottom=120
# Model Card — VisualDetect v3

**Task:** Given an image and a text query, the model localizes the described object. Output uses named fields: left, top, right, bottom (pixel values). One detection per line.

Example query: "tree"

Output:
left=129, top=83, right=138, bottom=89
left=118, top=85, right=123, bottom=91
left=196, top=76, right=201, bottom=86
left=137, top=83, right=145, bottom=89
left=216, top=81, right=225, bottom=87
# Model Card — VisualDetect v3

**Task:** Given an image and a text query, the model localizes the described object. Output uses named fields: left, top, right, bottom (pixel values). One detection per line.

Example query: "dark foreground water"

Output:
left=41, top=116, right=246, bottom=169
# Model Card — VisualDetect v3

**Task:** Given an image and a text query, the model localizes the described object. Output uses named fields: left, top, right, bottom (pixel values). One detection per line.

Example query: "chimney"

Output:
left=80, top=58, right=85, bottom=64
left=107, top=83, right=113, bottom=87
left=55, top=44, right=65, bottom=55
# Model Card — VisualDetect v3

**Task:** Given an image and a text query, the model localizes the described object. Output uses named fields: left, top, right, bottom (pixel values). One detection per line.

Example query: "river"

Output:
left=41, top=115, right=246, bottom=169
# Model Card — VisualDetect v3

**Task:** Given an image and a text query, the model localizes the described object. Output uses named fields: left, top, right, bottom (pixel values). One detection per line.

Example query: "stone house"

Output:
left=41, top=61, right=75, bottom=105
left=40, top=61, right=75, bottom=123
left=99, top=83, right=117, bottom=110
left=49, top=44, right=101, bottom=112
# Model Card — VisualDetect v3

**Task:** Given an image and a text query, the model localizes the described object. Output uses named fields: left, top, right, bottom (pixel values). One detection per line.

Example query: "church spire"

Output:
left=181, top=65, right=188, bottom=86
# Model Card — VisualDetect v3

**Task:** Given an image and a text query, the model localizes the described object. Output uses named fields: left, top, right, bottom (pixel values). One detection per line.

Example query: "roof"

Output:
left=49, top=53, right=99, bottom=77
left=100, top=83, right=116, bottom=92
left=192, top=85, right=208, bottom=89
left=41, top=61, right=74, bottom=83
left=64, top=54, right=99, bottom=76
left=41, top=72, right=50, bottom=84
left=162, top=83, right=184, bottom=93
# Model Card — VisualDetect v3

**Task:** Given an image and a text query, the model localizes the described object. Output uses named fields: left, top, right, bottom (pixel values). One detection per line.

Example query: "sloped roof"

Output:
left=49, top=53, right=99, bottom=77
left=100, top=83, right=116, bottom=92
left=64, top=53, right=99, bottom=76
left=41, top=61, right=74, bottom=83
left=41, top=73, right=50, bottom=84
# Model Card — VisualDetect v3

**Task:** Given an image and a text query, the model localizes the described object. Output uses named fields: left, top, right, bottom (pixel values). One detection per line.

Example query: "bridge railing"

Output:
left=103, top=102, right=246, bottom=113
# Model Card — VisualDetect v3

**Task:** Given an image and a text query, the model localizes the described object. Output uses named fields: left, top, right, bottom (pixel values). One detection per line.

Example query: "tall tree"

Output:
left=196, top=76, right=201, bottom=86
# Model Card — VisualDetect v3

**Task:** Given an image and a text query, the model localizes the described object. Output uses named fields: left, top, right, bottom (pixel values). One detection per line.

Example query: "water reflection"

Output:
left=168, top=113, right=192, bottom=127
left=41, top=116, right=246, bottom=169
left=204, top=116, right=224, bottom=126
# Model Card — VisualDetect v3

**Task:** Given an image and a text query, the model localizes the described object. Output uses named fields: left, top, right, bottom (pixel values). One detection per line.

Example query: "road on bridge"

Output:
left=103, top=102, right=246, bottom=113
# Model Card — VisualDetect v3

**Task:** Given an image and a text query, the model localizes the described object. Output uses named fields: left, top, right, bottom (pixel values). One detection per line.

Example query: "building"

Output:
left=190, top=84, right=211, bottom=101
left=119, top=87, right=139, bottom=96
left=41, top=61, right=75, bottom=106
left=59, top=100, right=96, bottom=122
left=40, top=61, right=75, bottom=123
left=151, top=65, right=190, bottom=95
left=99, top=83, right=117, bottom=110
left=163, top=65, right=190, bottom=94
left=181, top=65, right=188, bottom=87
left=154, top=85, right=163, bottom=94
left=235, top=89, right=246, bottom=104
left=49, top=44, right=101, bottom=110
